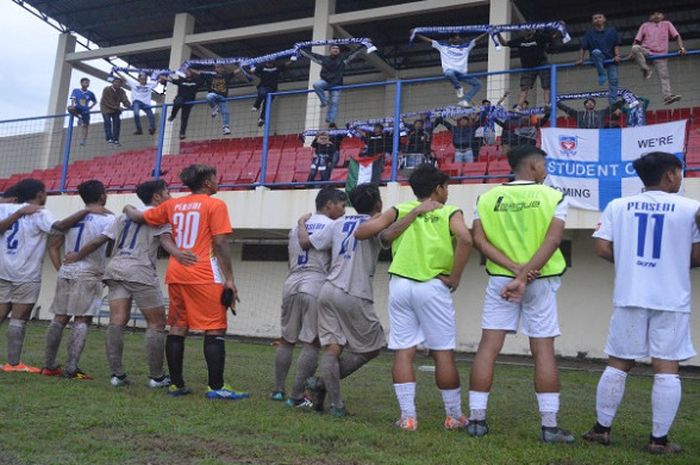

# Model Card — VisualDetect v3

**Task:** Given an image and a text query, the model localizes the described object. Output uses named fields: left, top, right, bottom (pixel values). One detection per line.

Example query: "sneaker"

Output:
left=133, top=130, right=143, bottom=135
left=395, top=417, right=418, bottom=431
left=211, top=107, right=219, bottom=118
left=457, top=100, right=472, bottom=108
left=329, top=405, right=346, bottom=417
left=168, top=385, right=192, bottom=397
left=455, top=87, right=464, bottom=98
left=648, top=440, right=682, bottom=455
left=79, top=139, right=86, bottom=146
left=304, top=376, right=326, bottom=412
left=148, top=375, right=171, bottom=389
left=223, top=126, right=231, bottom=135
left=167, top=115, right=175, bottom=122
left=63, top=369, right=93, bottom=380
left=582, top=426, right=611, bottom=446
left=110, top=374, right=131, bottom=387
left=2, top=362, right=41, bottom=373
left=541, top=426, right=575, bottom=444
left=257, top=118, right=264, bottom=128
left=598, top=74, right=607, bottom=86
left=319, top=101, right=327, bottom=108
left=148, top=128, right=156, bottom=135
left=270, top=391, right=285, bottom=401
left=664, top=95, right=682, bottom=105
left=205, top=385, right=250, bottom=400
left=113, top=140, right=121, bottom=146
left=107, top=139, right=114, bottom=144
left=179, top=134, right=187, bottom=140
left=444, top=415, right=468, bottom=430
left=251, top=106, right=259, bottom=112
left=286, top=397, right=314, bottom=409
left=40, top=366, right=63, bottom=376
left=467, top=419, right=489, bottom=437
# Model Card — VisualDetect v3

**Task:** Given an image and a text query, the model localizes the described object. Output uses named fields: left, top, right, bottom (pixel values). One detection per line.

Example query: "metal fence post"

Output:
left=59, top=114, right=75, bottom=193
left=153, top=102, right=169, bottom=179
left=259, top=92, right=274, bottom=187
left=550, top=64, right=558, bottom=128
left=391, top=80, right=402, bottom=182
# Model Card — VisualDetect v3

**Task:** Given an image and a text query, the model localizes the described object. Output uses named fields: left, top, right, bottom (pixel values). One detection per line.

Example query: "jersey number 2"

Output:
left=635, top=212, right=664, bottom=259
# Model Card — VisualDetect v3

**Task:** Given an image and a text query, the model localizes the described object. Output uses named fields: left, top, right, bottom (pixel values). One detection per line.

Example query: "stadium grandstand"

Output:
left=2, top=0, right=700, bottom=362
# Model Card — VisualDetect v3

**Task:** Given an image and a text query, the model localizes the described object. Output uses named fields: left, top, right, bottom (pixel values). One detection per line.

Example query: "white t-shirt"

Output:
left=0, top=204, right=56, bottom=283
left=593, top=190, right=700, bottom=312
left=59, top=212, right=116, bottom=279
left=124, top=76, right=158, bottom=105
left=284, top=213, right=333, bottom=297
left=432, top=40, right=476, bottom=73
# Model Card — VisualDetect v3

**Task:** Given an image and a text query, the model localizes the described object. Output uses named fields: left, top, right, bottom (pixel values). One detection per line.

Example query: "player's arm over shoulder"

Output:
left=355, top=207, right=397, bottom=240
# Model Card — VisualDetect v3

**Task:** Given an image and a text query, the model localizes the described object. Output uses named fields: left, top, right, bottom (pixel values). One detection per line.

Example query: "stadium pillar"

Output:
left=486, top=0, right=512, bottom=104
left=41, top=33, right=76, bottom=170
left=304, top=0, right=336, bottom=139
left=162, top=13, right=195, bottom=156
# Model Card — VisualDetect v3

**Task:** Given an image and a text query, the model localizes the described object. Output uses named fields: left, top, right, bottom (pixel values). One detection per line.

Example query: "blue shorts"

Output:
left=77, top=111, right=90, bottom=125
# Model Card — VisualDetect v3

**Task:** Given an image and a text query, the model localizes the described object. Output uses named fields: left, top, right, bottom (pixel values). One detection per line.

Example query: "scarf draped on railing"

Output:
left=557, top=89, right=640, bottom=107
left=293, top=38, right=377, bottom=55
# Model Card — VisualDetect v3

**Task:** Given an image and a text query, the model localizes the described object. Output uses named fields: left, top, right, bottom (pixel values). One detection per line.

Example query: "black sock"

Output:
left=650, top=434, right=668, bottom=445
left=593, top=422, right=611, bottom=434
left=166, top=335, right=186, bottom=388
left=204, top=335, right=226, bottom=390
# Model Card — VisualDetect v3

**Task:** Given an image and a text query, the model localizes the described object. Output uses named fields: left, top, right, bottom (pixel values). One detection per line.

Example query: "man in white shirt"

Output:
left=584, top=152, right=699, bottom=455
left=117, top=72, right=160, bottom=136
left=415, top=33, right=488, bottom=108
left=0, top=179, right=108, bottom=372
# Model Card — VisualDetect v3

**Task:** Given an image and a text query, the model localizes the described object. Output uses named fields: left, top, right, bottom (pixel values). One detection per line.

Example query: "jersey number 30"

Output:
left=173, top=211, right=200, bottom=249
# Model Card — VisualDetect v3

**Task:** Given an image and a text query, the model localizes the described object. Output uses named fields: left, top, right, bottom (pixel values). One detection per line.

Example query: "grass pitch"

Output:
left=1, top=323, right=699, bottom=465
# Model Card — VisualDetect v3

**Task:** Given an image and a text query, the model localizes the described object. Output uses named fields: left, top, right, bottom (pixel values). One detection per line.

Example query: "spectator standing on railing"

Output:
left=308, top=132, right=337, bottom=182
left=300, top=45, right=365, bottom=125
left=415, top=33, right=488, bottom=108
left=577, top=13, right=622, bottom=105
left=435, top=114, right=479, bottom=163
left=115, top=72, right=159, bottom=136
left=250, top=60, right=292, bottom=128
left=497, top=28, right=561, bottom=108
left=557, top=98, right=624, bottom=129
left=100, top=77, right=131, bottom=146
left=629, top=10, right=686, bottom=105
left=67, top=78, right=97, bottom=146
left=164, top=68, right=205, bottom=141
left=204, top=64, right=238, bottom=136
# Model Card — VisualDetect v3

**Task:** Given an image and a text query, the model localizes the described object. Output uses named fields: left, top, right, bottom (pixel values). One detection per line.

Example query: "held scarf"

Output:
left=489, top=22, right=571, bottom=49
left=557, top=89, right=640, bottom=107
left=243, top=48, right=298, bottom=69
left=293, top=38, right=376, bottom=55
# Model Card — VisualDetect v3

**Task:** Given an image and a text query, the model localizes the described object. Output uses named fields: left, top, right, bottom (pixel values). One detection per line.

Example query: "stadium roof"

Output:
left=15, top=0, right=700, bottom=83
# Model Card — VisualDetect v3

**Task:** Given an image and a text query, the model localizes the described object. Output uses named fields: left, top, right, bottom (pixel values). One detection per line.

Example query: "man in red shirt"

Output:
left=124, top=164, right=248, bottom=399
left=629, top=10, right=687, bottom=104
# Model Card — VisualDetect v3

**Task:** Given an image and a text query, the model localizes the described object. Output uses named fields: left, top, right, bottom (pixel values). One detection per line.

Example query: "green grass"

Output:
left=1, top=324, right=700, bottom=465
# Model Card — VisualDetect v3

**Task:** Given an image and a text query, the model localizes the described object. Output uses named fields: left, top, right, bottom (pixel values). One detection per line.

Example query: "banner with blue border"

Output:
left=541, top=120, right=687, bottom=211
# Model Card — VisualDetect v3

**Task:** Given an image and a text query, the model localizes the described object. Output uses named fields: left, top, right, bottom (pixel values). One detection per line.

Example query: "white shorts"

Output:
left=482, top=276, right=561, bottom=338
left=388, top=276, right=456, bottom=351
left=605, top=306, right=696, bottom=361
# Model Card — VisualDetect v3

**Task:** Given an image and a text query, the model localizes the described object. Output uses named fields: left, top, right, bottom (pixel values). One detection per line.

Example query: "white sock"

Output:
left=596, top=366, right=627, bottom=427
left=440, top=387, right=462, bottom=419
left=468, top=390, right=489, bottom=421
left=394, top=382, right=417, bottom=419
left=536, top=392, right=560, bottom=428
left=652, top=373, right=681, bottom=438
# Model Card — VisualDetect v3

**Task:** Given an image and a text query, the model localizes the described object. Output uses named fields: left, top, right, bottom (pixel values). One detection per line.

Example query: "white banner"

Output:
left=541, top=120, right=688, bottom=211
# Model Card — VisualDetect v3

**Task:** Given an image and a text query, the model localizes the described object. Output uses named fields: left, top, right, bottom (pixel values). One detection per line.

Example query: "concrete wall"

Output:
left=30, top=182, right=700, bottom=365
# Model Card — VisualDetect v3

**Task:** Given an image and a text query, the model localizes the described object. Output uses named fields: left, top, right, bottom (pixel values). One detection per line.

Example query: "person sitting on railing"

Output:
left=557, top=98, right=624, bottom=129
left=576, top=13, right=622, bottom=106
left=434, top=114, right=479, bottom=163
left=100, top=77, right=131, bottom=146
left=114, top=71, right=160, bottom=137
left=308, top=131, right=337, bottom=182
left=163, top=68, right=205, bottom=141
left=249, top=60, right=293, bottom=128
left=67, top=77, right=97, bottom=146
left=628, top=10, right=686, bottom=105
left=496, top=27, right=562, bottom=109
left=414, top=32, right=489, bottom=109
left=299, top=45, right=365, bottom=125
left=203, top=64, right=243, bottom=136
left=359, top=123, right=393, bottom=159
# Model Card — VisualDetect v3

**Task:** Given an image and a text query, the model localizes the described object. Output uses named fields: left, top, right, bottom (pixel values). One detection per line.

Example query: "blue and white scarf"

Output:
left=243, top=48, right=298, bottom=69
left=489, top=22, right=571, bottom=49
left=409, top=26, right=490, bottom=43
left=110, top=66, right=172, bottom=81
left=293, top=38, right=376, bottom=55
left=557, top=89, right=640, bottom=107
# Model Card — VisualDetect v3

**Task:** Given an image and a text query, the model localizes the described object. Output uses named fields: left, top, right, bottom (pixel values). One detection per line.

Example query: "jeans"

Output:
left=591, top=49, right=619, bottom=105
left=312, top=79, right=341, bottom=124
left=454, top=148, right=474, bottom=163
left=171, top=96, right=193, bottom=136
left=206, top=92, right=231, bottom=128
left=102, top=112, right=121, bottom=141
left=443, top=69, right=481, bottom=102
left=254, top=86, right=275, bottom=120
left=132, top=100, right=155, bottom=132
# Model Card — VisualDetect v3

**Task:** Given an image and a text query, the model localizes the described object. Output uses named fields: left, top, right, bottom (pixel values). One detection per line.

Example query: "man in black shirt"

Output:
left=498, top=29, right=559, bottom=108
left=300, top=45, right=364, bottom=124
left=251, top=60, right=291, bottom=127
left=308, top=132, right=336, bottom=182
left=165, top=68, right=204, bottom=140
left=205, top=64, right=237, bottom=135
left=360, top=124, right=393, bottom=158
left=404, top=119, right=432, bottom=156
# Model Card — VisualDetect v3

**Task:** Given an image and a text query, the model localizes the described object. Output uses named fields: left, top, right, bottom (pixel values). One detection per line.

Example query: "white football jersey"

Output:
left=0, top=204, right=56, bottom=282
left=593, top=190, right=700, bottom=312
left=59, top=212, right=116, bottom=279
left=284, top=213, right=333, bottom=297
